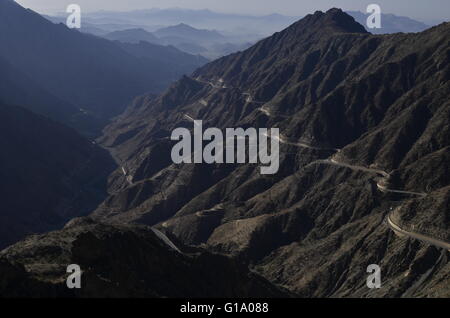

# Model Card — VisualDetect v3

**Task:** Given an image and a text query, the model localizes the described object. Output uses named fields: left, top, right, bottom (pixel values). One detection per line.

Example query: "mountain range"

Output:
left=0, top=0, right=206, bottom=135
left=0, top=4, right=448, bottom=298
left=104, top=28, right=162, bottom=44
left=91, top=8, right=449, bottom=297
left=104, top=24, right=253, bottom=58
left=75, top=8, right=299, bottom=36
left=154, top=23, right=226, bottom=43
left=45, top=8, right=434, bottom=60
left=74, top=8, right=434, bottom=36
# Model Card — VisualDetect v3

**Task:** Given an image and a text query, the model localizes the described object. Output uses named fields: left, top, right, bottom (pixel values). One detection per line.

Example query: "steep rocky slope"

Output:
left=92, top=9, right=449, bottom=297
left=391, top=186, right=449, bottom=242
left=0, top=103, right=116, bottom=249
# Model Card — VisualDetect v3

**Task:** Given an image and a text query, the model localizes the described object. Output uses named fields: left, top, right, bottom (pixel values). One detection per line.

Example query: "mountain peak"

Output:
left=296, top=8, right=368, bottom=35
left=175, top=23, right=195, bottom=29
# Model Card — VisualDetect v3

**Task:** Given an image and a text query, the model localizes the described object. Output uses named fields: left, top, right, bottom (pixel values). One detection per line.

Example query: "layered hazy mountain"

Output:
left=104, top=28, right=163, bottom=44
left=103, top=24, right=254, bottom=59
left=73, top=8, right=432, bottom=36
left=75, top=8, right=299, bottom=36
left=0, top=0, right=206, bottom=134
left=90, top=9, right=448, bottom=297
left=46, top=7, right=433, bottom=60
left=154, top=23, right=225, bottom=43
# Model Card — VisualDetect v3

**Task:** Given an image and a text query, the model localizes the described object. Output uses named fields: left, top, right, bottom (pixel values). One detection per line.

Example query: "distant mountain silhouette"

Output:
left=52, top=8, right=435, bottom=60
left=155, top=23, right=225, bottom=43
left=101, top=23, right=249, bottom=58
left=104, top=28, right=162, bottom=44
left=153, top=23, right=253, bottom=58
left=0, top=0, right=206, bottom=123
left=80, top=7, right=433, bottom=36
left=81, top=8, right=298, bottom=36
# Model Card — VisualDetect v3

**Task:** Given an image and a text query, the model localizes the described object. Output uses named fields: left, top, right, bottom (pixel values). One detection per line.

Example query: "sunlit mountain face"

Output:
left=0, top=0, right=448, bottom=301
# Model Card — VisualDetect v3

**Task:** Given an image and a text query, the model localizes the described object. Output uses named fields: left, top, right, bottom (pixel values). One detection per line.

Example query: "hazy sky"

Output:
left=15, top=0, right=450, bottom=22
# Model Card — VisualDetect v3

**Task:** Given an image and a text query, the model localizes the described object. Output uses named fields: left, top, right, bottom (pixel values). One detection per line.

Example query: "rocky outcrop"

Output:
left=0, top=217, right=290, bottom=298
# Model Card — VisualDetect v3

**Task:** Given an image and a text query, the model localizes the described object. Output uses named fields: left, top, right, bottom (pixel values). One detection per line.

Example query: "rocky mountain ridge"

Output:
left=92, top=9, right=449, bottom=297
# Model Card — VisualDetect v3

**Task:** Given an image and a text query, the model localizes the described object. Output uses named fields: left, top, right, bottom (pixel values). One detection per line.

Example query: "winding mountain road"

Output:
left=319, top=158, right=388, bottom=177
left=313, top=160, right=445, bottom=249
left=377, top=183, right=427, bottom=197
left=264, top=131, right=445, bottom=248
left=387, top=212, right=450, bottom=251
left=194, top=77, right=294, bottom=120
left=263, top=131, right=340, bottom=152
left=312, top=159, right=428, bottom=197
left=195, top=77, right=228, bottom=89
left=170, top=77, right=446, bottom=251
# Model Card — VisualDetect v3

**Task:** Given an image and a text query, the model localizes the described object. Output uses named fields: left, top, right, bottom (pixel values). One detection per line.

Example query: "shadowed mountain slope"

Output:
left=115, top=41, right=209, bottom=78
left=0, top=102, right=116, bottom=249
left=0, top=0, right=206, bottom=123
left=0, top=56, right=104, bottom=137
left=0, top=217, right=290, bottom=298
